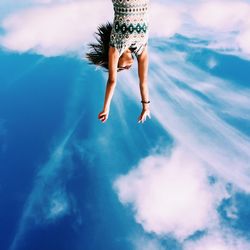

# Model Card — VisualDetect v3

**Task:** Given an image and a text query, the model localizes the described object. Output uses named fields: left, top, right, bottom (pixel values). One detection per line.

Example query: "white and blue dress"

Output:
left=110, top=0, right=149, bottom=57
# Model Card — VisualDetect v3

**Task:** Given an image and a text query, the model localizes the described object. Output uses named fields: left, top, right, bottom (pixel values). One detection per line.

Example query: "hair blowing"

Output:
left=86, top=22, right=113, bottom=70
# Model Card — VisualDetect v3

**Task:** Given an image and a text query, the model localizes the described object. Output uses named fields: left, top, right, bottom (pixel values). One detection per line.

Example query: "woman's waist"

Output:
left=110, top=30, right=149, bottom=47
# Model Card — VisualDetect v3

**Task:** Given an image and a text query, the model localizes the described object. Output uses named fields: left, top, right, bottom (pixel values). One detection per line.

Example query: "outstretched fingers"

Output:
left=138, top=111, right=151, bottom=124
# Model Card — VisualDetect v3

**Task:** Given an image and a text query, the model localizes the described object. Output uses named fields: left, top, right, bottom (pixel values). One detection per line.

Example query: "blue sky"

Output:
left=0, top=1, right=250, bottom=250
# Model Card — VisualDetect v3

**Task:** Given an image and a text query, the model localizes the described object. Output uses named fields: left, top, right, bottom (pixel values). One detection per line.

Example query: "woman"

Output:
left=86, top=0, right=151, bottom=124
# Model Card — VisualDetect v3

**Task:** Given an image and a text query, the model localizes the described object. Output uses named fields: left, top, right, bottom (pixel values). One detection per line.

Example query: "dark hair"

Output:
left=86, top=22, right=113, bottom=70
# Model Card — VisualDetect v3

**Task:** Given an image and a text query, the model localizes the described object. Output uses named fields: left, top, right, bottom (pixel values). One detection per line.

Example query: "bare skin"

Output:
left=98, top=46, right=151, bottom=123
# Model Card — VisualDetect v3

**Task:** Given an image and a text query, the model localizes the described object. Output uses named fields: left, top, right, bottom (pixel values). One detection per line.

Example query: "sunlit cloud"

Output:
left=191, top=1, right=250, bottom=32
left=188, top=0, right=250, bottom=57
left=114, top=146, right=228, bottom=240
left=0, top=1, right=112, bottom=56
left=0, top=0, right=182, bottom=57
left=149, top=3, right=182, bottom=38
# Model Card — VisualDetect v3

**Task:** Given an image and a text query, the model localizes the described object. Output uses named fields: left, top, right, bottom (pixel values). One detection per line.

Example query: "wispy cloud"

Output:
left=46, top=190, right=71, bottom=220
left=9, top=113, right=82, bottom=250
left=118, top=45, right=250, bottom=191
left=8, top=68, right=87, bottom=249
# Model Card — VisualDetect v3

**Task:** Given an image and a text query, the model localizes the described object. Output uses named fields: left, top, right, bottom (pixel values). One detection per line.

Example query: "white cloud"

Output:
left=183, top=230, right=250, bottom=250
left=0, top=1, right=112, bottom=56
left=189, top=0, right=250, bottom=56
left=149, top=3, right=182, bottom=38
left=0, top=0, right=182, bottom=57
left=192, top=1, right=250, bottom=32
left=1, top=0, right=250, bottom=57
left=237, top=29, right=250, bottom=54
left=114, top=146, right=229, bottom=241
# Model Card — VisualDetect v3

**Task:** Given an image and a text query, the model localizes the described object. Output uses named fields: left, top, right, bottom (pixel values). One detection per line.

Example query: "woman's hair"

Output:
left=86, top=22, right=113, bottom=70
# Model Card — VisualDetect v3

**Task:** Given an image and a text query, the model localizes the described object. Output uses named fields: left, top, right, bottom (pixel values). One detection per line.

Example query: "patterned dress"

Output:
left=110, top=0, right=149, bottom=57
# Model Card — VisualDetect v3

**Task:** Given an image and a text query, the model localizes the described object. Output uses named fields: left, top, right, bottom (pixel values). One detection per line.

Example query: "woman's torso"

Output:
left=110, top=0, right=149, bottom=57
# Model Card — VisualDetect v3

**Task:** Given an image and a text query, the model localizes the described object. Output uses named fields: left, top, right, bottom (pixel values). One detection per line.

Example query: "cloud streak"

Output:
left=10, top=114, right=82, bottom=250
left=117, top=44, right=250, bottom=191
left=7, top=55, right=94, bottom=249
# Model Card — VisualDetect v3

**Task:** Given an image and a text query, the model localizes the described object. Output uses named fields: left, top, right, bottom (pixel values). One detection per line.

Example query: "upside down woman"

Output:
left=86, top=0, right=151, bottom=123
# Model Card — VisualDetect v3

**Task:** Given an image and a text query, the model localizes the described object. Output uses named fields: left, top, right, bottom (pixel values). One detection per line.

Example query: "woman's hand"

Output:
left=98, top=110, right=109, bottom=123
left=138, top=109, right=151, bottom=123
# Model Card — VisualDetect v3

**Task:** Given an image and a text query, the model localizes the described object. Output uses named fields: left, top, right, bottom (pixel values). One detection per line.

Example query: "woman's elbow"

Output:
left=108, top=78, right=116, bottom=86
left=139, top=79, right=148, bottom=86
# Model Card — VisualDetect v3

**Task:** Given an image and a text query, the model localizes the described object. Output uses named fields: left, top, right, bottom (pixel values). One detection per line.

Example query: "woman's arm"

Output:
left=137, top=46, right=151, bottom=123
left=98, top=46, right=119, bottom=123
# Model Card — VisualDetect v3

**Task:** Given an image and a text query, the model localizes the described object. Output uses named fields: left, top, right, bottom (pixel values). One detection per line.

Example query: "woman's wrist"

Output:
left=141, top=99, right=150, bottom=110
left=141, top=100, right=150, bottom=104
left=103, top=101, right=110, bottom=111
